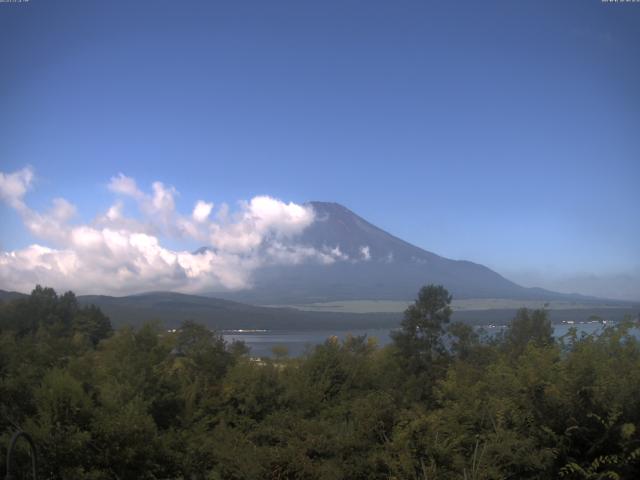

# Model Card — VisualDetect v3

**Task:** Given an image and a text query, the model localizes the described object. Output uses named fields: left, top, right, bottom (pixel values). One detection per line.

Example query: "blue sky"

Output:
left=1, top=0, right=639, bottom=299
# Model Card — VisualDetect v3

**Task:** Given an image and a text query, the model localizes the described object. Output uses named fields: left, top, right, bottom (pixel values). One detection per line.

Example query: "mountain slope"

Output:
left=210, top=201, right=590, bottom=304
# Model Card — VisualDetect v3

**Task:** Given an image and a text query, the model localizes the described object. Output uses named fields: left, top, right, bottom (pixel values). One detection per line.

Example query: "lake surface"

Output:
left=223, top=322, right=620, bottom=357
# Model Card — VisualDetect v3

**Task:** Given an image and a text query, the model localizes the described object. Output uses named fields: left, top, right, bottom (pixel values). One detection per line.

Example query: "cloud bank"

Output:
left=0, top=167, right=340, bottom=295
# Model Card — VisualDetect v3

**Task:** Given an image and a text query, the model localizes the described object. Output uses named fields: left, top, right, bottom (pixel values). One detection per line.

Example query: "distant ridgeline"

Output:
left=1, top=288, right=637, bottom=333
left=1, top=284, right=639, bottom=479
left=0, top=285, right=637, bottom=332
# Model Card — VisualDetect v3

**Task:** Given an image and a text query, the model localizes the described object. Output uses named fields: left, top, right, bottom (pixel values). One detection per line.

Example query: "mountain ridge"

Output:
left=1, top=289, right=635, bottom=333
left=206, top=201, right=600, bottom=304
left=0, top=289, right=400, bottom=330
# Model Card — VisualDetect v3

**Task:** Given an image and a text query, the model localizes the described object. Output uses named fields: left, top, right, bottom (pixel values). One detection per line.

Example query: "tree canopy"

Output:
left=1, top=285, right=639, bottom=479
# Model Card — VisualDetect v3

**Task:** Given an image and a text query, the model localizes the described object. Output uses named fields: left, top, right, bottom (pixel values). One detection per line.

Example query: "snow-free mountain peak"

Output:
left=201, top=201, right=590, bottom=304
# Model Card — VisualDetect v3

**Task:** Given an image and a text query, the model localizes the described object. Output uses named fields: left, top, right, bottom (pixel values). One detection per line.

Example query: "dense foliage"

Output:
left=1, top=285, right=639, bottom=479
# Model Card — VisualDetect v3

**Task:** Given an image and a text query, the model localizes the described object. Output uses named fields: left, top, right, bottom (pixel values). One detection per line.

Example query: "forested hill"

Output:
left=0, top=289, right=26, bottom=302
left=77, top=291, right=401, bottom=330
left=1, top=289, right=636, bottom=330
left=0, top=289, right=400, bottom=330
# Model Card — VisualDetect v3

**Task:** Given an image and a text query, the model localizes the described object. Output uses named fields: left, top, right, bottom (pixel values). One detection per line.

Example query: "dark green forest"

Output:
left=1, top=285, right=639, bottom=479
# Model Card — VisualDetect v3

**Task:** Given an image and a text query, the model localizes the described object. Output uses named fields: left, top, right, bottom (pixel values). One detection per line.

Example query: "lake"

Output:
left=223, top=322, right=620, bottom=357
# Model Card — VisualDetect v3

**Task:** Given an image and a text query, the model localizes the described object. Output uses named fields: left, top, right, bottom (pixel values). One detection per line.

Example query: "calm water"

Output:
left=223, top=323, right=619, bottom=357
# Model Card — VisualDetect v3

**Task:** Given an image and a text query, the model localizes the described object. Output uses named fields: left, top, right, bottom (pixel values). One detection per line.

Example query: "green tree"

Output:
left=73, top=305, right=113, bottom=346
left=25, top=368, right=94, bottom=479
left=505, top=308, right=554, bottom=355
left=391, top=284, right=452, bottom=371
left=447, top=321, right=479, bottom=360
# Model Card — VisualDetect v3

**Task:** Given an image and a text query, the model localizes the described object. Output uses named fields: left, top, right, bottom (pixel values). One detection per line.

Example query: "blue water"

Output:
left=223, top=323, right=618, bottom=358
left=223, top=329, right=394, bottom=357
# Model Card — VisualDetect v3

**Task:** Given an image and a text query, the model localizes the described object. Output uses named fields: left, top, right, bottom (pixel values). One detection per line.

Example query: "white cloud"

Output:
left=216, top=202, right=229, bottom=221
left=360, top=245, right=371, bottom=261
left=326, top=245, right=349, bottom=261
left=50, top=198, right=77, bottom=222
left=192, top=200, right=213, bottom=223
left=206, top=195, right=316, bottom=255
left=0, top=166, right=34, bottom=210
left=108, top=173, right=144, bottom=199
left=0, top=167, right=337, bottom=295
left=150, top=181, right=176, bottom=215
left=106, top=202, right=122, bottom=220
left=0, top=222, right=264, bottom=295
left=246, top=196, right=314, bottom=235
left=107, top=176, right=192, bottom=238
left=0, top=234, right=245, bottom=295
